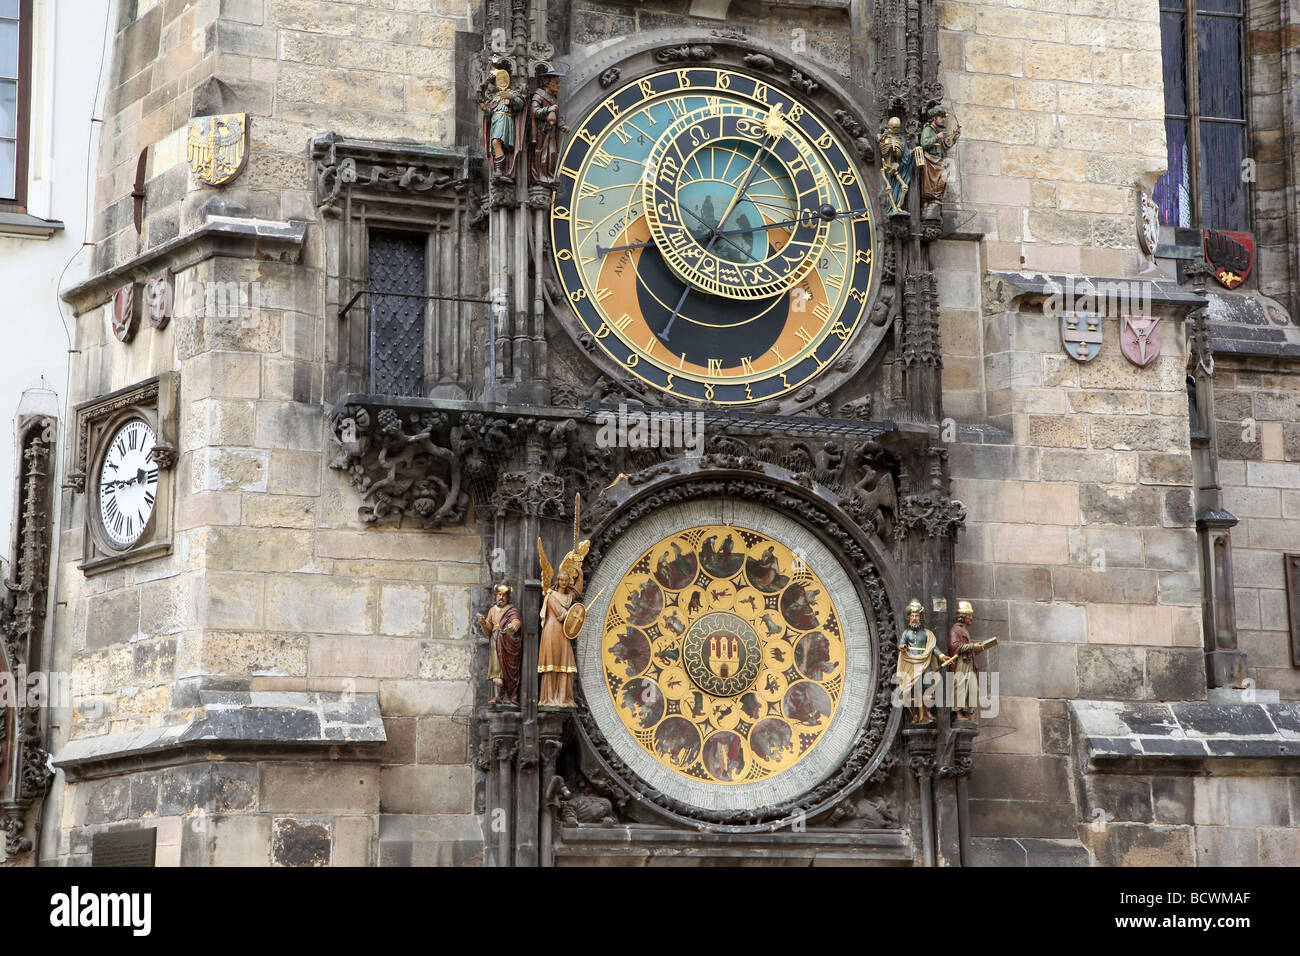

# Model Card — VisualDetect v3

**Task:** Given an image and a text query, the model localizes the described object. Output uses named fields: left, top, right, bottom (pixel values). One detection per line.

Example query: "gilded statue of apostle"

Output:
left=477, top=583, right=523, bottom=707
left=896, top=598, right=940, bottom=723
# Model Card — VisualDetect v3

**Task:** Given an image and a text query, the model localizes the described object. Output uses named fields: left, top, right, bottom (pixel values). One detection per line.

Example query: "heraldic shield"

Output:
left=1061, top=310, right=1103, bottom=362
left=188, top=113, right=249, bottom=187
left=1203, top=229, right=1254, bottom=290
left=1121, top=313, right=1162, bottom=367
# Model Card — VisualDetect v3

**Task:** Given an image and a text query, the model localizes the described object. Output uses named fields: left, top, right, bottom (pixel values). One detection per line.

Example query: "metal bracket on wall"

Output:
left=337, top=288, right=496, bottom=320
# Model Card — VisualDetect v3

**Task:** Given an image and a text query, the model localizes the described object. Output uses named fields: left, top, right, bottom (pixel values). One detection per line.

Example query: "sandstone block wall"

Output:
left=49, top=0, right=486, bottom=866
left=1215, top=359, right=1300, bottom=699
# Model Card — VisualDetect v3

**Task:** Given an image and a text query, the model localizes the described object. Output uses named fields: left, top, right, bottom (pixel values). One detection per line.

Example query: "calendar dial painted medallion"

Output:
left=597, top=524, right=846, bottom=785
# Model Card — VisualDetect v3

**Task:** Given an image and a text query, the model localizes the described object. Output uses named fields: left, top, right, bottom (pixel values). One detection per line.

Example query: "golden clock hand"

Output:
left=705, top=110, right=787, bottom=248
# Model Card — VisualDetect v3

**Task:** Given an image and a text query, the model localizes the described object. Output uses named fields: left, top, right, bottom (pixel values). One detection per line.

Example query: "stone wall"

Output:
left=934, top=0, right=1215, bottom=856
left=48, top=0, right=486, bottom=866
left=937, top=0, right=1167, bottom=276
left=93, top=0, right=470, bottom=273
left=1215, top=357, right=1300, bottom=699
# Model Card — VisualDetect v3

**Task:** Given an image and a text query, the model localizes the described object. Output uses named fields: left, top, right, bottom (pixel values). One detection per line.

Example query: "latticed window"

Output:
left=1153, top=0, right=1249, bottom=231
left=368, top=230, right=427, bottom=397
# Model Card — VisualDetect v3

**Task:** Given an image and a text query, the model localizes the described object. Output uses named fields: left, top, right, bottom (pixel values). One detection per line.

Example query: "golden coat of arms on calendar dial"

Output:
left=599, top=525, right=846, bottom=785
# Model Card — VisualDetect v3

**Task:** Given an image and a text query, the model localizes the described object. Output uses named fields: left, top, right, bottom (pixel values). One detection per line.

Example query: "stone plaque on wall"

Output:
left=91, top=827, right=157, bottom=867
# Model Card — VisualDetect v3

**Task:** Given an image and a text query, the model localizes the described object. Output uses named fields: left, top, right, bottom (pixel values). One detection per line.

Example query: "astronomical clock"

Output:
left=551, top=61, right=883, bottom=409
left=528, top=35, right=913, bottom=837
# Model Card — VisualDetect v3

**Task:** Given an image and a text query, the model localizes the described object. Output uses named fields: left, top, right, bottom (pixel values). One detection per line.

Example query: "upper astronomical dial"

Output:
left=552, top=67, right=876, bottom=406
left=642, top=103, right=833, bottom=300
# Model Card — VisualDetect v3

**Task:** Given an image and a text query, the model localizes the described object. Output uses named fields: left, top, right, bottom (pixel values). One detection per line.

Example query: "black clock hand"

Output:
left=715, top=204, right=871, bottom=239
left=599, top=204, right=869, bottom=256
left=598, top=183, right=755, bottom=263
left=661, top=128, right=782, bottom=341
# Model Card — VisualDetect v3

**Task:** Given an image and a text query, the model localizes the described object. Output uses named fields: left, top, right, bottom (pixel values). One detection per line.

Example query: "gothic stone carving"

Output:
left=1, top=417, right=57, bottom=856
left=329, top=405, right=470, bottom=529
left=311, top=133, right=472, bottom=215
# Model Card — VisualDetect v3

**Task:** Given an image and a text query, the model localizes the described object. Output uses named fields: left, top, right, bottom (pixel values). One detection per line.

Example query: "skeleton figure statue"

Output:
left=877, top=117, right=914, bottom=215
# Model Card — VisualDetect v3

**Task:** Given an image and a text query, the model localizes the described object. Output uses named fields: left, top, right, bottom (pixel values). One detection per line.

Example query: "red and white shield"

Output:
left=111, top=283, right=138, bottom=343
left=1120, top=314, right=1161, bottom=367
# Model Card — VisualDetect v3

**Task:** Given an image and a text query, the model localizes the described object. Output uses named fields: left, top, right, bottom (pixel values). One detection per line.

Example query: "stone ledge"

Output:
left=986, top=271, right=1207, bottom=311
left=60, top=214, right=308, bottom=316
left=0, top=211, right=64, bottom=238
left=555, top=823, right=912, bottom=864
left=1204, top=291, right=1300, bottom=360
left=53, top=691, right=386, bottom=781
left=1071, top=699, right=1300, bottom=770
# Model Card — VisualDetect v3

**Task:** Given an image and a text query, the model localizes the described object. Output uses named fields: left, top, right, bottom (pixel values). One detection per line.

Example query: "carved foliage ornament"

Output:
left=329, top=405, right=470, bottom=530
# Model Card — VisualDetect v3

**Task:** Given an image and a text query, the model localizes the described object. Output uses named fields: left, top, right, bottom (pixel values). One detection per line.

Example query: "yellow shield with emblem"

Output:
left=563, top=601, right=587, bottom=640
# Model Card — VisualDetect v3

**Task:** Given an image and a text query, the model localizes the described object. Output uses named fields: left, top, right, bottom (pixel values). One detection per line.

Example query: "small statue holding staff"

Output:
left=941, top=599, right=998, bottom=722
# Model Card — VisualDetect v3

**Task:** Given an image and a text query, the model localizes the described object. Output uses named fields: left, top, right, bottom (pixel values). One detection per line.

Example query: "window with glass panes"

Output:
left=0, top=0, right=29, bottom=205
left=1153, top=0, right=1249, bottom=231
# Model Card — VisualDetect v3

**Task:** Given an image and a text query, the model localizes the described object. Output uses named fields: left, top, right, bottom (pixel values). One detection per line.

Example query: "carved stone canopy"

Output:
left=311, top=133, right=475, bottom=215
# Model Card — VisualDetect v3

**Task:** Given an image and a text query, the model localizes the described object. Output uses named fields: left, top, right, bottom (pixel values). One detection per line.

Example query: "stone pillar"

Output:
left=1186, top=261, right=1247, bottom=688
left=537, top=713, right=566, bottom=867
left=934, top=722, right=977, bottom=867
left=904, top=727, right=937, bottom=867
left=486, top=712, right=520, bottom=867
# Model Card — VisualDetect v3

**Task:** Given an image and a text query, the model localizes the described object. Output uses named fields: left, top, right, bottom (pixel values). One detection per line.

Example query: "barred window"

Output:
left=1153, top=0, right=1249, bottom=231
left=367, top=229, right=427, bottom=397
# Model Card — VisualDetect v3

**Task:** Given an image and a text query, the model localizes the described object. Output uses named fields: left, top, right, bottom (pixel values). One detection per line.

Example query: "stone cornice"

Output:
left=986, top=270, right=1209, bottom=315
left=59, top=215, right=308, bottom=317
left=52, top=691, right=386, bottom=782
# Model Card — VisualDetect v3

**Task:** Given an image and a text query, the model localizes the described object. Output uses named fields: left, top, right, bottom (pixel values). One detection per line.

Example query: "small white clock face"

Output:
left=98, top=419, right=159, bottom=549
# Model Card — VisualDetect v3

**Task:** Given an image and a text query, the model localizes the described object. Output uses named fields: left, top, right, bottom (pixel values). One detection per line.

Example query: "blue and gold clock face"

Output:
left=551, top=68, right=877, bottom=405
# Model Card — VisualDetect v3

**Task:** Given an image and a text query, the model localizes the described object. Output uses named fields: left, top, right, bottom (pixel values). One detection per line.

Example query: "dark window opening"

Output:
left=368, top=229, right=427, bottom=398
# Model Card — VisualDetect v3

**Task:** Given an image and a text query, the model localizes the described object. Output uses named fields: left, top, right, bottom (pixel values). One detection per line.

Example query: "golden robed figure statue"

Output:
left=536, top=495, right=591, bottom=709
